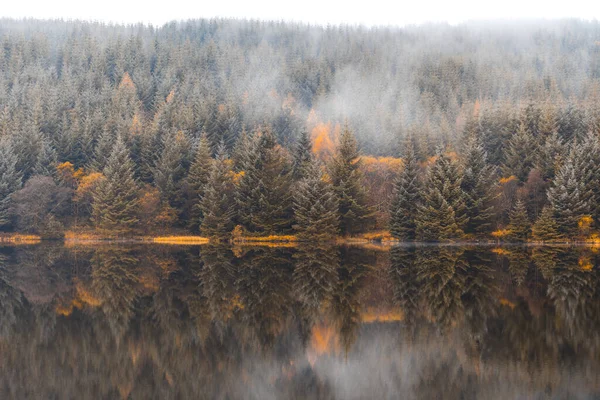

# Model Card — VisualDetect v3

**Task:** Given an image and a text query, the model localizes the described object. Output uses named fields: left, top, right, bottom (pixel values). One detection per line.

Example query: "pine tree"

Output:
left=460, top=136, right=497, bottom=234
left=572, top=132, right=600, bottom=221
left=235, top=127, right=294, bottom=234
left=0, top=138, right=22, bottom=230
left=329, top=123, right=374, bottom=234
left=535, top=131, right=566, bottom=181
left=92, top=136, right=139, bottom=231
left=293, top=160, right=339, bottom=241
left=185, top=134, right=213, bottom=231
left=547, top=158, right=590, bottom=237
left=531, top=206, right=563, bottom=242
left=416, top=151, right=468, bottom=241
left=291, top=128, right=313, bottom=180
left=502, top=121, right=537, bottom=182
left=390, top=140, right=421, bottom=240
left=199, top=145, right=235, bottom=241
left=507, top=199, right=530, bottom=242
left=153, top=130, right=191, bottom=209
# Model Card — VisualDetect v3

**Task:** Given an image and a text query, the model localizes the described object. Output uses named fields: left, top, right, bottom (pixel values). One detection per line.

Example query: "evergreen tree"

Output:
left=0, top=138, right=22, bottom=230
left=293, top=160, right=339, bottom=241
left=389, top=140, right=421, bottom=240
left=502, top=121, right=537, bottom=182
left=531, top=206, right=563, bottom=242
left=235, top=127, right=294, bottom=234
left=153, top=130, right=191, bottom=209
left=460, top=136, right=497, bottom=234
left=329, top=123, right=374, bottom=234
left=507, top=199, right=530, bottom=242
left=535, top=131, right=566, bottom=181
left=572, top=132, right=600, bottom=221
left=184, top=134, right=213, bottom=231
left=416, top=151, right=468, bottom=241
left=199, top=145, right=235, bottom=241
left=92, top=136, right=139, bottom=231
left=291, top=128, right=313, bottom=180
left=547, top=158, right=590, bottom=237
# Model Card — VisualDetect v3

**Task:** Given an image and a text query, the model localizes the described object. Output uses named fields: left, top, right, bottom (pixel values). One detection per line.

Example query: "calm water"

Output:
left=1, top=243, right=600, bottom=399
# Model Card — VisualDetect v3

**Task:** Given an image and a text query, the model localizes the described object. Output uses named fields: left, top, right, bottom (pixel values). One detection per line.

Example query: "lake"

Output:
left=0, top=243, right=599, bottom=399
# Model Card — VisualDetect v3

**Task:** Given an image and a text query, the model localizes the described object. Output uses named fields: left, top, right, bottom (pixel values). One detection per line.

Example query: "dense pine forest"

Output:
left=1, top=18, right=600, bottom=241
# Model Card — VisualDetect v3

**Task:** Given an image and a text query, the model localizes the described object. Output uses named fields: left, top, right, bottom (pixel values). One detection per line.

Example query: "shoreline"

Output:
left=2, top=232, right=600, bottom=247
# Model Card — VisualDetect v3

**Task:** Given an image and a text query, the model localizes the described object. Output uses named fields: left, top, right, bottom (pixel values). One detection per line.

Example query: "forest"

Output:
left=1, top=18, right=600, bottom=241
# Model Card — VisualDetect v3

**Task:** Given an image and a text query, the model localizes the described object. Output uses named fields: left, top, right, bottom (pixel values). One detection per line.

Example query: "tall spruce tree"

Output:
left=531, top=206, right=563, bottom=242
left=153, top=130, right=191, bottom=209
left=199, top=145, right=235, bottom=241
left=502, top=121, right=537, bottom=182
left=547, top=157, right=590, bottom=238
left=329, top=124, right=374, bottom=235
left=572, top=132, right=600, bottom=221
left=535, top=131, right=566, bottom=181
left=92, top=136, right=139, bottom=231
left=235, top=127, right=294, bottom=234
left=507, top=199, right=530, bottom=242
left=0, top=138, right=22, bottom=230
left=185, top=134, right=213, bottom=231
left=292, top=128, right=313, bottom=180
left=460, top=136, right=497, bottom=234
left=416, top=151, right=468, bottom=241
left=293, top=160, right=339, bottom=241
left=390, top=140, right=422, bottom=240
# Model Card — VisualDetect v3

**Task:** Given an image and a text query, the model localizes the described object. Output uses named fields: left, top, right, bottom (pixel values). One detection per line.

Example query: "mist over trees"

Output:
left=1, top=18, right=600, bottom=240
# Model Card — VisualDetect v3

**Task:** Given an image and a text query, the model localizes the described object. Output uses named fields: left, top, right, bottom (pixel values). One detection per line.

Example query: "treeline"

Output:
left=1, top=19, right=600, bottom=240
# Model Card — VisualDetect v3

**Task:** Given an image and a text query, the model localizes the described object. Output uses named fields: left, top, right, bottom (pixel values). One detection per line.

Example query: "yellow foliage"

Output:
left=499, top=298, right=516, bottom=309
left=75, top=172, right=105, bottom=202
left=360, top=156, right=403, bottom=173
left=579, top=256, right=593, bottom=271
left=152, top=236, right=210, bottom=245
left=130, top=113, right=143, bottom=136
left=233, top=235, right=297, bottom=243
left=165, top=89, right=175, bottom=104
left=218, top=103, right=226, bottom=113
left=360, top=307, right=404, bottom=323
left=118, top=72, right=135, bottom=90
left=491, top=229, right=511, bottom=238
left=311, top=122, right=337, bottom=160
left=0, top=234, right=41, bottom=243
left=231, top=170, right=245, bottom=184
left=491, top=247, right=511, bottom=255
left=499, top=175, right=518, bottom=185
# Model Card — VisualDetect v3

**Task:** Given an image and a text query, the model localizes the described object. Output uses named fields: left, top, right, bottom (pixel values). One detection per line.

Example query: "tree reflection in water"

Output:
left=1, top=244, right=600, bottom=398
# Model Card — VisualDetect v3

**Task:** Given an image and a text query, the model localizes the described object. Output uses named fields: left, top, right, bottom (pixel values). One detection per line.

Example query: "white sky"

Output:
left=2, top=0, right=600, bottom=27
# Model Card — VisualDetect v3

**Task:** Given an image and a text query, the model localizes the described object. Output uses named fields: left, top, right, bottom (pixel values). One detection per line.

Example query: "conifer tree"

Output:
left=235, top=127, right=294, bottom=234
left=547, top=158, right=590, bottom=237
left=293, top=160, right=339, bottom=241
left=507, top=199, right=530, bottom=242
left=292, top=128, right=313, bottom=180
left=416, top=151, right=468, bottom=241
left=389, top=140, right=421, bottom=240
left=460, top=136, right=497, bottom=234
left=199, top=145, right=235, bottom=241
left=153, top=130, right=191, bottom=209
left=92, top=136, right=139, bottom=231
left=502, top=121, right=537, bottom=182
left=329, top=124, right=374, bottom=234
left=535, top=131, right=566, bottom=181
left=531, top=206, right=563, bottom=242
left=185, top=134, right=213, bottom=231
left=572, top=132, right=600, bottom=220
left=0, top=138, right=22, bottom=230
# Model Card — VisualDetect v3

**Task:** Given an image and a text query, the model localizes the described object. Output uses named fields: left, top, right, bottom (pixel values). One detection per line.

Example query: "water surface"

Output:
left=0, top=243, right=599, bottom=399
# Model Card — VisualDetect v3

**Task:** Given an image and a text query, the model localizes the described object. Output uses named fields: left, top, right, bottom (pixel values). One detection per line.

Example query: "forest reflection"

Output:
left=1, top=244, right=600, bottom=399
